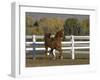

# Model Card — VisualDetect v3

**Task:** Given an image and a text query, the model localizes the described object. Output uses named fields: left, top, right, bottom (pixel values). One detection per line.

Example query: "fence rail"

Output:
left=26, top=35, right=90, bottom=59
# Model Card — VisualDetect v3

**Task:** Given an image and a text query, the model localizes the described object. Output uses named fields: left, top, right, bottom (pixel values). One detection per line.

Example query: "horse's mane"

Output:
left=54, top=29, right=64, bottom=38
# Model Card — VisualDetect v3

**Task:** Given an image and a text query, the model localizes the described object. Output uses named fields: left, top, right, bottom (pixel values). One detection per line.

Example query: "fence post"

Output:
left=32, top=35, right=36, bottom=60
left=71, top=35, right=75, bottom=59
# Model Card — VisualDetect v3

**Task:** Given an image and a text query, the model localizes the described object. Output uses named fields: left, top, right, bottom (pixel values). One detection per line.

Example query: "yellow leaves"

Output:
left=80, top=19, right=89, bottom=33
left=26, top=27, right=44, bottom=35
left=26, top=15, right=89, bottom=35
left=37, top=17, right=64, bottom=34
left=26, top=16, right=34, bottom=27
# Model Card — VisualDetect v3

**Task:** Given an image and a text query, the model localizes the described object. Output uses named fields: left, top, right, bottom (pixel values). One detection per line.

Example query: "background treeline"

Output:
left=26, top=16, right=89, bottom=35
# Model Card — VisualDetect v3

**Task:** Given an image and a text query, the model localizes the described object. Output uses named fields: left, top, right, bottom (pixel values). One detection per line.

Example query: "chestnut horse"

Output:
left=44, top=29, right=64, bottom=60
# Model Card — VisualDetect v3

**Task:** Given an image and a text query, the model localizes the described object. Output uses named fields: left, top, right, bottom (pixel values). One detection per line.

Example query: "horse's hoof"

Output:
left=46, top=52, right=50, bottom=56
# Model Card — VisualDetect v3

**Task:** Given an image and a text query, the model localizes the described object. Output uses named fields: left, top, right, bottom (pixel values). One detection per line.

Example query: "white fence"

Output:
left=26, top=35, right=90, bottom=59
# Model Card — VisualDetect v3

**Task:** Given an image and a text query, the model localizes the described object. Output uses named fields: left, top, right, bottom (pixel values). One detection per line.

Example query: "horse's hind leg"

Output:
left=45, top=47, right=48, bottom=56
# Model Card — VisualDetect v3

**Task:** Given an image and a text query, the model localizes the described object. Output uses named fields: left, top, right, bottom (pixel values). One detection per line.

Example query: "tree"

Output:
left=64, top=18, right=84, bottom=35
left=38, top=17, right=64, bottom=34
left=34, top=21, right=39, bottom=26
left=80, top=19, right=89, bottom=35
left=26, top=16, right=34, bottom=27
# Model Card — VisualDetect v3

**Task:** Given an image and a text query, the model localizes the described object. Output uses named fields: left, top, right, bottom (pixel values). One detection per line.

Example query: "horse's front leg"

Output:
left=50, top=49, right=56, bottom=60
left=58, top=49, right=63, bottom=59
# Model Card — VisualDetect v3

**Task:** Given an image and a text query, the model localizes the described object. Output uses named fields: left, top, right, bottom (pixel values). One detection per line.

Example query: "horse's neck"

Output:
left=55, top=33, right=59, bottom=38
left=54, top=36, right=61, bottom=41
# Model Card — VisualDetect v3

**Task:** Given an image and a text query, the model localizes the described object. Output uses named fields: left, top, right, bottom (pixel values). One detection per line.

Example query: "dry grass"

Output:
left=26, top=53, right=89, bottom=67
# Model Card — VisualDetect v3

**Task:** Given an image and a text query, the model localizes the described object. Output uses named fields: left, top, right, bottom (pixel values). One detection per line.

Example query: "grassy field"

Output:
left=26, top=53, right=89, bottom=67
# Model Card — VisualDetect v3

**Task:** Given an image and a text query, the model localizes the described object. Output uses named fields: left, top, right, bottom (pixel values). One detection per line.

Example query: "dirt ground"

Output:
left=26, top=53, right=89, bottom=67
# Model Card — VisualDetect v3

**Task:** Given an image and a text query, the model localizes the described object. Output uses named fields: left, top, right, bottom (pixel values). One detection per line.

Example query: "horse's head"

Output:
left=55, top=29, right=64, bottom=39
